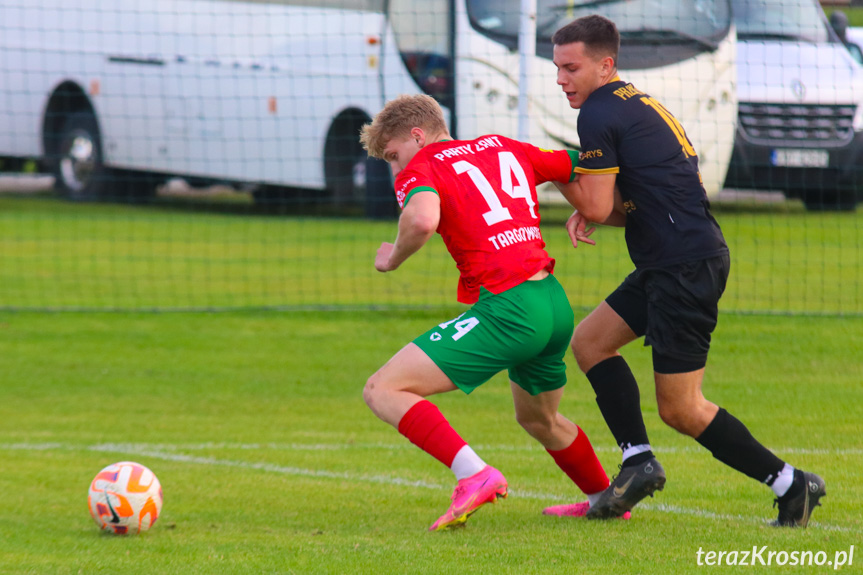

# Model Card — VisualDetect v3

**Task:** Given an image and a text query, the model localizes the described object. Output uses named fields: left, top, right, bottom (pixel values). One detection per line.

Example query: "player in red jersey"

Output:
left=360, top=94, right=619, bottom=531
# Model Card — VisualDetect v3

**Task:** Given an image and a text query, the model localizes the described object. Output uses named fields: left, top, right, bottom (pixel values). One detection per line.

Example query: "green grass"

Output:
left=0, top=195, right=861, bottom=573
left=0, top=309, right=860, bottom=574
left=0, top=195, right=861, bottom=314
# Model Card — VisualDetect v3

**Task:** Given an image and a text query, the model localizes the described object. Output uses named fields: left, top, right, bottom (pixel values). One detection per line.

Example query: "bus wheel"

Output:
left=53, top=111, right=110, bottom=201
left=324, top=112, right=369, bottom=208
left=364, top=157, right=397, bottom=219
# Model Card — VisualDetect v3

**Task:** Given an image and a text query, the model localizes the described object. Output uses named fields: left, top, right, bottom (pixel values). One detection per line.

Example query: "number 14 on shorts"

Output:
left=432, top=313, right=480, bottom=341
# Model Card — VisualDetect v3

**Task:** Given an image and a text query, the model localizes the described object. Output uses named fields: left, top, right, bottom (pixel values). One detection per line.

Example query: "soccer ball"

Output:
left=87, top=461, right=163, bottom=534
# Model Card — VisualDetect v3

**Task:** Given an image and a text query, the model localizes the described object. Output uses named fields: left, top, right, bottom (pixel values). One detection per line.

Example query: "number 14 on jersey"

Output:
left=453, top=151, right=536, bottom=226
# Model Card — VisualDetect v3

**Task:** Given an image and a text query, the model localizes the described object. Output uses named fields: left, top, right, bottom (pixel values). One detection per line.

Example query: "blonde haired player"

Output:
left=360, top=94, right=621, bottom=530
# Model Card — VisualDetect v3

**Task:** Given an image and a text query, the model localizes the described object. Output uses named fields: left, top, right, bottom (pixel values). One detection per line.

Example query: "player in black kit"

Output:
left=548, top=14, right=824, bottom=527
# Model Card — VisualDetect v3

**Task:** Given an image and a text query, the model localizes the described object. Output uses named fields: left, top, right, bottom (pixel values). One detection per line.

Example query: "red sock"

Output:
left=397, top=400, right=467, bottom=468
left=547, top=426, right=609, bottom=495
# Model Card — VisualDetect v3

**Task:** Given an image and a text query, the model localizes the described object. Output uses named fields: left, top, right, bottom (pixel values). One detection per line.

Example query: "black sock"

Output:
left=696, top=407, right=785, bottom=483
left=586, top=356, right=652, bottom=466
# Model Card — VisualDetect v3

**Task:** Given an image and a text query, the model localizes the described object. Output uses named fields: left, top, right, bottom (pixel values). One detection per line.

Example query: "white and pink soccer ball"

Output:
left=87, top=461, right=163, bottom=534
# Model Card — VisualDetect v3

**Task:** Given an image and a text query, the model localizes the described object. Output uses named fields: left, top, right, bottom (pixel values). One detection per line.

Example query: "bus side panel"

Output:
left=164, top=7, right=386, bottom=188
left=1, top=0, right=390, bottom=192
left=451, top=3, right=560, bottom=146
left=99, top=61, right=170, bottom=173
left=0, top=46, right=48, bottom=159
left=0, top=1, right=172, bottom=172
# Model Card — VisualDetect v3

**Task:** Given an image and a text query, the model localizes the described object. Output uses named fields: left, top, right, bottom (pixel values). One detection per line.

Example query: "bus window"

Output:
left=389, top=0, right=452, bottom=104
left=467, top=0, right=731, bottom=69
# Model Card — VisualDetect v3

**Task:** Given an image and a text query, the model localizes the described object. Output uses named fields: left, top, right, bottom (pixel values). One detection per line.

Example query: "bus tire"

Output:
left=364, top=157, right=397, bottom=219
left=324, top=111, right=369, bottom=207
left=52, top=111, right=110, bottom=201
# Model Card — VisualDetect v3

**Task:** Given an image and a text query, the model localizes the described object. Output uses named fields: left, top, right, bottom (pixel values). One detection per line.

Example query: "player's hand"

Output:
left=566, top=210, right=596, bottom=248
left=374, top=242, right=396, bottom=272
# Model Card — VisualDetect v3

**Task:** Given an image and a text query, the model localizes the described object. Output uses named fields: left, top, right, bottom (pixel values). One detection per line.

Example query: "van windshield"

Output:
left=467, top=0, right=731, bottom=68
left=732, top=0, right=830, bottom=43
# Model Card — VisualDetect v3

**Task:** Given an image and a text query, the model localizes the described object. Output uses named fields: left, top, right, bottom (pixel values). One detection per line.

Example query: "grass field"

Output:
left=0, top=195, right=861, bottom=314
left=0, top=195, right=861, bottom=573
left=0, top=310, right=860, bottom=574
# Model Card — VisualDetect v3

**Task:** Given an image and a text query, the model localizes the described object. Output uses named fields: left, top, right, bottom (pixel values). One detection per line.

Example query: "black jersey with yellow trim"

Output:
left=575, top=78, right=727, bottom=269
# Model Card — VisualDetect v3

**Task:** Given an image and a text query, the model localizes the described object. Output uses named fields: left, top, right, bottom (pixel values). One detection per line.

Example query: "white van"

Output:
left=724, top=0, right=863, bottom=210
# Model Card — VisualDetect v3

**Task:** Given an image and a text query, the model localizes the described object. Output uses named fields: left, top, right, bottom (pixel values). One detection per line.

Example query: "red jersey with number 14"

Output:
left=394, top=135, right=576, bottom=304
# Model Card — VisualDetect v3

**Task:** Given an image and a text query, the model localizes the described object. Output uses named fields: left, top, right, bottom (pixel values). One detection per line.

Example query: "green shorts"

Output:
left=413, top=274, right=574, bottom=396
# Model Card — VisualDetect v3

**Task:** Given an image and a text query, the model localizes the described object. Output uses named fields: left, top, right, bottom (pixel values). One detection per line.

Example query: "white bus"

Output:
left=0, top=0, right=735, bottom=215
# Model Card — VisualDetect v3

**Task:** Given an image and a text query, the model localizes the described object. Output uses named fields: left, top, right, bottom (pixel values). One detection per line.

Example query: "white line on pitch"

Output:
left=1, top=441, right=858, bottom=534
left=2, top=441, right=858, bottom=456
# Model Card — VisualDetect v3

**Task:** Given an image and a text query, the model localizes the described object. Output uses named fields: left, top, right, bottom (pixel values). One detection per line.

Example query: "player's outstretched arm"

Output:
left=556, top=173, right=617, bottom=224
left=374, top=191, right=440, bottom=272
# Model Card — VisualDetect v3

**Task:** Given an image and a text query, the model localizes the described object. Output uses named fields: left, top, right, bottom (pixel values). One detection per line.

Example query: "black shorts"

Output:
left=606, top=253, right=730, bottom=374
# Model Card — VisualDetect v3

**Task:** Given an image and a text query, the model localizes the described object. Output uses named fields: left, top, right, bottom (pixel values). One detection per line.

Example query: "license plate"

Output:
left=771, top=149, right=829, bottom=168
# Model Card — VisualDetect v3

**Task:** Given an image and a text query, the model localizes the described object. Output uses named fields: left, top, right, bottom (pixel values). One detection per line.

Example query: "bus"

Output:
left=0, top=0, right=735, bottom=216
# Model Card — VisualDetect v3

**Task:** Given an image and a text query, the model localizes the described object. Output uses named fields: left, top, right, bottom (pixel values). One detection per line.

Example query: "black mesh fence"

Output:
left=0, top=0, right=860, bottom=314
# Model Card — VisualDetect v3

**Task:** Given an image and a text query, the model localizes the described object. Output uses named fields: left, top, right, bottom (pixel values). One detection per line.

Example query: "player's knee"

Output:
left=363, top=373, right=382, bottom=410
left=657, top=401, right=699, bottom=436
left=515, top=412, right=555, bottom=442
left=571, top=324, right=598, bottom=372
left=364, top=370, right=404, bottom=417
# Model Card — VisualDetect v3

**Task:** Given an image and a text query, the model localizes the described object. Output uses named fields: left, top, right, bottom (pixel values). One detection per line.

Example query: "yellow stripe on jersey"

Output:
left=574, top=166, right=620, bottom=175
